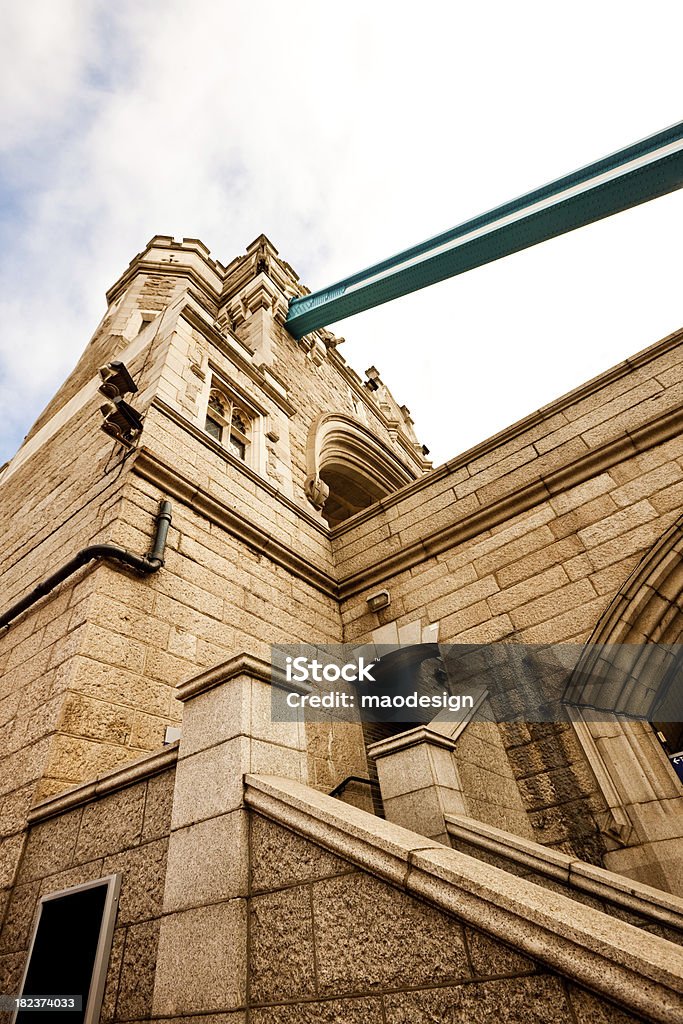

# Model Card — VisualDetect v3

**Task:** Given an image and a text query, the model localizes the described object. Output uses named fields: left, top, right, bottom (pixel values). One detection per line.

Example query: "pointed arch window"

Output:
left=205, top=388, right=251, bottom=462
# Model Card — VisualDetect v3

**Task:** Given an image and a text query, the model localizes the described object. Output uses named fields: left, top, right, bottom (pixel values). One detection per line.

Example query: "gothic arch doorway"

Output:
left=572, top=512, right=683, bottom=750
left=569, top=512, right=683, bottom=893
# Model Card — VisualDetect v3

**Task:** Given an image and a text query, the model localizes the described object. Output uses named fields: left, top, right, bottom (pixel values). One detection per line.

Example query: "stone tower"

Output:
left=0, top=234, right=429, bottom=891
left=1, top=235, right=682, bottom=1023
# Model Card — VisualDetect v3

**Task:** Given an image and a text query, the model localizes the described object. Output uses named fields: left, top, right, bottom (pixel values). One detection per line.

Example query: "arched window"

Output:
left=229, top=410, right=249, bottom=461
left=204, top=388, right=251, bottom=462
left=205, top=392, right=226, bottom=441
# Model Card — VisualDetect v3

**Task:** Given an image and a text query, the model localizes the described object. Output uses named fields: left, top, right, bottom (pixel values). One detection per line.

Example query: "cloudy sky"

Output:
left=1, top=1, right=682, bottom=468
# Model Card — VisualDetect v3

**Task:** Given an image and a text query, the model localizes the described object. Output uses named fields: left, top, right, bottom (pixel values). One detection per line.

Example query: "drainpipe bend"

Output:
left=0, top=500, right=172, bottom=631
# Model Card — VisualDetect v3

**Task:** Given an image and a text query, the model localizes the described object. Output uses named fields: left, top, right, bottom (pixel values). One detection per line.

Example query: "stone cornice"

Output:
left=146, top=402, right=326, bottom=532
left=27, top=744, right=179, bottom=824
left=176, top=651, right=311, bottom=702
left=183, top=297, right=254, bottom=359
left=177, top=652, right=276, bottom=701
left=106, top=235, right=226, bottom=297
left=444, top=813, right=683, bottom=931
left=131, top=446, right=338, bottom=598
left=182, top=285, right=223, bottom=330
left=245, top=773, right=683, bottom=1023
left=106, top=258, right=221, bottom=312
left=336, top=404, right=683, bottom=598
left=331, top=326, right=683, bottom=537
left=180, top=304, right=297, bottom=415
left=368, top=726, right=458, bottom=758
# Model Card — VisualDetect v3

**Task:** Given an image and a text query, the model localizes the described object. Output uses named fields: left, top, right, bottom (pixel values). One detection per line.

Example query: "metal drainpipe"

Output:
left=0, top=500, right=172, bottom=631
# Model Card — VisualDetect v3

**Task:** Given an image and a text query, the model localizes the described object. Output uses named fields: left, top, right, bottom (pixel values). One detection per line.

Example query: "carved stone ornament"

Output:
left=254, top=237, right=271, bottom=274
left=304, top=474, right=330, bottom=511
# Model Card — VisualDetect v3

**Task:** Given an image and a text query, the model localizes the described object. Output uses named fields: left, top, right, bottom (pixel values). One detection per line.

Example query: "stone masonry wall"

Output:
left=0, top=230, right=428, bottom=842
left=111, top=471, right=361, bottom=796
left=0, top=378, right=135, bottom=917
left=0, top=303, right=193, bottom=912
left=2, top=234, right=682, bottom=966
left=1, top=234, right=403, bottom=919
left=0, top=762, right=175, bottom=1022
left=246, top=813, right=646, bottom=1024
left=0, top=773, right=665, bottom=1024
left=0, top=450, right=351, bottom=812
left=336, top=329, right=683, bottom=860
left=25, top=268, right=196, bottom=444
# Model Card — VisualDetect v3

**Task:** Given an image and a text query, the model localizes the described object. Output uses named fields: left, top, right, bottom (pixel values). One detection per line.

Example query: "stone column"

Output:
left=369, top=728, right=466, bottom=845
left=370, top=715, right=534, bottom=844
left=151, top=652, right=308, bottom=1017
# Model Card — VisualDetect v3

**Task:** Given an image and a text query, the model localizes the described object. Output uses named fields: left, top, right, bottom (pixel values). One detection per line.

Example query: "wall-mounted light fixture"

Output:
left=98, top=360, right=143, bottom=447
left=367, top=589, right=391, bottom=612
left=98, top=361, right=137, bottom=399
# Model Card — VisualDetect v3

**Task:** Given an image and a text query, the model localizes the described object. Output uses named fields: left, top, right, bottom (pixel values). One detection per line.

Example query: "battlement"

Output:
left=107, top=233, right=305, bottom=310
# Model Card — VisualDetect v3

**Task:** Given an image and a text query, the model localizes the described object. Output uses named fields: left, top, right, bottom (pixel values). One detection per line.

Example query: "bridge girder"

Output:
left=286, top=122, right=683, bottom=340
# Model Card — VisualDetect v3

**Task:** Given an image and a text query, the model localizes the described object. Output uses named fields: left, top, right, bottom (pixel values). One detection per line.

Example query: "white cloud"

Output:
left=0, top=1, right=95, bottom=150
left=1, top=0, right=682, bottom=464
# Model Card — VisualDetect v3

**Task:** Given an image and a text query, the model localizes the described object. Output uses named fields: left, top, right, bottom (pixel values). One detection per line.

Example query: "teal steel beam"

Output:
left=286, top=121, right=683, bottom=339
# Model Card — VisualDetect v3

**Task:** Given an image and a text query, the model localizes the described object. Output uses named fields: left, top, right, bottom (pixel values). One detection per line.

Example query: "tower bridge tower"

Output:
left=0, top=235, right=682, bottom=1023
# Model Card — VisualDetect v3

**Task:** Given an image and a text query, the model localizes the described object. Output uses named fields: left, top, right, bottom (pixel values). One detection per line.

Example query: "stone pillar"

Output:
left=370, top=713, right=534, bottom=844
left=151, top=653, right=308, bottom=1017
left=369, top=728, right=466, bottom=845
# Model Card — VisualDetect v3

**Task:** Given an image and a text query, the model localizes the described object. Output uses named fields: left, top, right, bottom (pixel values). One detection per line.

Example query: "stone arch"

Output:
left=586, top=512, right=683, bottom=646
left=567, top=513, right=683, bottom=893
left=304, top=413, right=416, bottom=527
left=569, top=512, right=683, bottom=736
